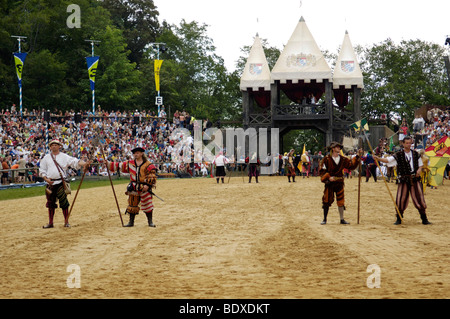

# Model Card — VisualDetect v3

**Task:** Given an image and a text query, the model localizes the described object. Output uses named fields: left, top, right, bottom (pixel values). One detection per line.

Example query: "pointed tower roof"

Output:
left=333, top=31, right=364, bottom=89
left=240, top=34, right=271, bottom=91
left=271, top=17, right=332, bottom=83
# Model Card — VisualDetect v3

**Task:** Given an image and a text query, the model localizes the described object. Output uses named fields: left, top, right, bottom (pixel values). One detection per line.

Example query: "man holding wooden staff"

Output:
left=319, top=142, right=363, bottom=225
left=39, top=139, right=89, bottom=228
left=108, top=146, right=158, bottom=227
left=374, top=136, right=432, bottom=225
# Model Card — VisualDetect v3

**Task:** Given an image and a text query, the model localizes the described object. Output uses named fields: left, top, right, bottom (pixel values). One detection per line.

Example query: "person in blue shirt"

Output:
left=363, top=151, right=377, bottom=182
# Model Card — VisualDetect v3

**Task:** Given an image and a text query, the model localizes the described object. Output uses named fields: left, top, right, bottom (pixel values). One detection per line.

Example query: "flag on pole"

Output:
left=86, top=56, right=99, bottom=91
left=389, top=136, right=394, bottom=151
left=350, top=118, right=369, bottom=132
left=154, top=59, right=163, bottom=92
left=13, top=52, right=27, bottom=87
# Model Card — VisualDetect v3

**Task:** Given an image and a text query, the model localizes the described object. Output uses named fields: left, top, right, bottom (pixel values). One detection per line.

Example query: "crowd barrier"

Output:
left=0, top=161, right=258, bottom=190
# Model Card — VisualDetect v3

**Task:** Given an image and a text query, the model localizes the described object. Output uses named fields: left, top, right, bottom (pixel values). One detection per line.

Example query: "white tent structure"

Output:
left=240, top=34, right=271, bottom=92
left=270, top=16, right=332, bottom=104
left=332, top=31, right=364, bottom=108
left=333, top=31, right=364, bottom=90
left=240, top=34, right=273, bottom=128
left=271, top=16, right=332, bottom=85
left=240, top=16, right=363, bottom=146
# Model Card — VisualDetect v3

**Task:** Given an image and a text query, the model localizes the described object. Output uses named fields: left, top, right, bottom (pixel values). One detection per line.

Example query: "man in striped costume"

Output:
left=374, top=136, right=431, bottom=225
left=109, top=147, right=158, bottom=227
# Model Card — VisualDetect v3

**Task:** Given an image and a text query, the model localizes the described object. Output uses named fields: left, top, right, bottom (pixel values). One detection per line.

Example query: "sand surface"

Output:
left=0, top=175, right=449, bottom=299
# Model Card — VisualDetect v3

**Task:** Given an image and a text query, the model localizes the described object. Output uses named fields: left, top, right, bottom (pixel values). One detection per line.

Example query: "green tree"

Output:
left=155, top=20, right=240, bottom=122
left=360, top=39, right=450, bottom=123
left=93, top=25, right=141, bottom=111
left=100, top=0, right=160, bottom=67
left=0, top=0, right=142, bottom=111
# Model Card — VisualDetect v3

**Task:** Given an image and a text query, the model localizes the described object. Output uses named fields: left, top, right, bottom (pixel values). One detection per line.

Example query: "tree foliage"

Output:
left=0, top=1, right=448, bottom=129
left=360, top=39, right=450, bottom=122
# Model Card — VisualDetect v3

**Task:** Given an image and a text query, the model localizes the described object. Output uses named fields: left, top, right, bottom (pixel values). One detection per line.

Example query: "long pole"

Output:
left=357, top=131, right=363, bottom=224
left=99, top=142, right=124, bottom=227
left=149, top=42, right=166, bottom=116
left=12, top=35, right=27, bottom=117
left=65, top=136, right=94, bottom=225
left=19, top=85, right=22, bottom=117
left=363, top=129, right=403, bottom=223
left=65, top=168, right=87, bottom=225
left=85, top=39, right=100, bottom=114
left=157, top=44, right=160, bottom=116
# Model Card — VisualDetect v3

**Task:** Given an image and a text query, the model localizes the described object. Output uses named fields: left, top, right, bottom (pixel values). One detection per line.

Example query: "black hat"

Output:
left=328, top=141, right=343, bottom=151
left=131, top=147, right=145, bottom=153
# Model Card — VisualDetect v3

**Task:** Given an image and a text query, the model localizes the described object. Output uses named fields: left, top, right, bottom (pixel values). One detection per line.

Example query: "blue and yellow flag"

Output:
left=13, top=52, right=27, bottom=87
left=154, top=59, right=163, bottom=92
left=86, top=56, right=99, bottom=91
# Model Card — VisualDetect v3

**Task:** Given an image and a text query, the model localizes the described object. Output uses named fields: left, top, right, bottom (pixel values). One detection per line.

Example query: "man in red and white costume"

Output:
left=109, top=147, right=158, bottom=227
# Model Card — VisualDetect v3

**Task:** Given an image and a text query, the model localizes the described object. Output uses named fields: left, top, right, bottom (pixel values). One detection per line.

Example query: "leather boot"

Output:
left=62, top=208, right=70, bottom=227
left=124, top=213, right=136, bottom=227
left=145, top=211, right=156, bottom=227
left=321, top=206, right=329, bottom=225
left=394, top=211, right=403, bottom=225
left=339, top=206, right=350, bottom=224
left=420, top=211, right=432, bottom=225
left=43, top=208, right=55, bottom=228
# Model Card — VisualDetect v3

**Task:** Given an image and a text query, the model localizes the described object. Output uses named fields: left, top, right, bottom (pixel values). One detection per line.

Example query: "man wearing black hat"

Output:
left=319, top=141, right=363, bottom=225
left=108, top=146, right=158, bottom=227
left=374, top=136, right=431, bottom=225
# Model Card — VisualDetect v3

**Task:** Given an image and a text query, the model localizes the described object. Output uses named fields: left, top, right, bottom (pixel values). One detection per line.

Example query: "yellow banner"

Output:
left=154, top=59, right=163, bottom=92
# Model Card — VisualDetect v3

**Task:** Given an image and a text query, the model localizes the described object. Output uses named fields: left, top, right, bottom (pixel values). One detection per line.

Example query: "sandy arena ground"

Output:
left=0, top=175, right=449, bottom=299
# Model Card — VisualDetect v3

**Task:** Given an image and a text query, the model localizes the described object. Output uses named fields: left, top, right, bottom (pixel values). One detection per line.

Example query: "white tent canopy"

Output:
left=333, top=31, right=364, bottom=89
left=240, top=34, right=271, bottom=91
left=271, top=17, right=332, bottom=84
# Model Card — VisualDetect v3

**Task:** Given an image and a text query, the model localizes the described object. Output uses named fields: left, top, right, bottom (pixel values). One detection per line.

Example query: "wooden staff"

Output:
left=64, top=166, right=87, bottom=226
left=65, top=140, right=97, bottom=226
left=357, top=131, right=363, bottom=224
left=98, top=142, right=124, bottom=227
left=362, top=129, right=403, bottom=223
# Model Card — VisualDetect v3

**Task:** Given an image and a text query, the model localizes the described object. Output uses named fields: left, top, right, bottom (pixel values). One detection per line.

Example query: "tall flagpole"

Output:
left=149, top=42, right=166, bottom=117
left=85, top=39, right=100, bottom=114
left=357, top=129, right=363, bottom=224
left=11, top=35, right=27, bottom=117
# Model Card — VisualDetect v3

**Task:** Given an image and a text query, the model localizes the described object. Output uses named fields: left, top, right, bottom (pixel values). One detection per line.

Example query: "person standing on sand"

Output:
left=319, top=142, right=363, bottom=225
left=286, top=149, right=296, bottom=183
left=39, top=139, right=89, bottom=228
left=212, top=151, right=229, bottom=184
left=108, top=147, right=158, bottom=227
left=374, top=136, right=431, bottom=225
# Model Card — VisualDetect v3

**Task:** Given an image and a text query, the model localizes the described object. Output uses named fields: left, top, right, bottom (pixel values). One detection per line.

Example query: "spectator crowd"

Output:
left=1, top=105, right=450, bottom=186
left=1, top=106, right=217, bottom=185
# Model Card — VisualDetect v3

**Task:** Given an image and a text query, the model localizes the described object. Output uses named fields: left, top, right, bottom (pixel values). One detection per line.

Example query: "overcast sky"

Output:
left=155, top=0, right=450, bottom=72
